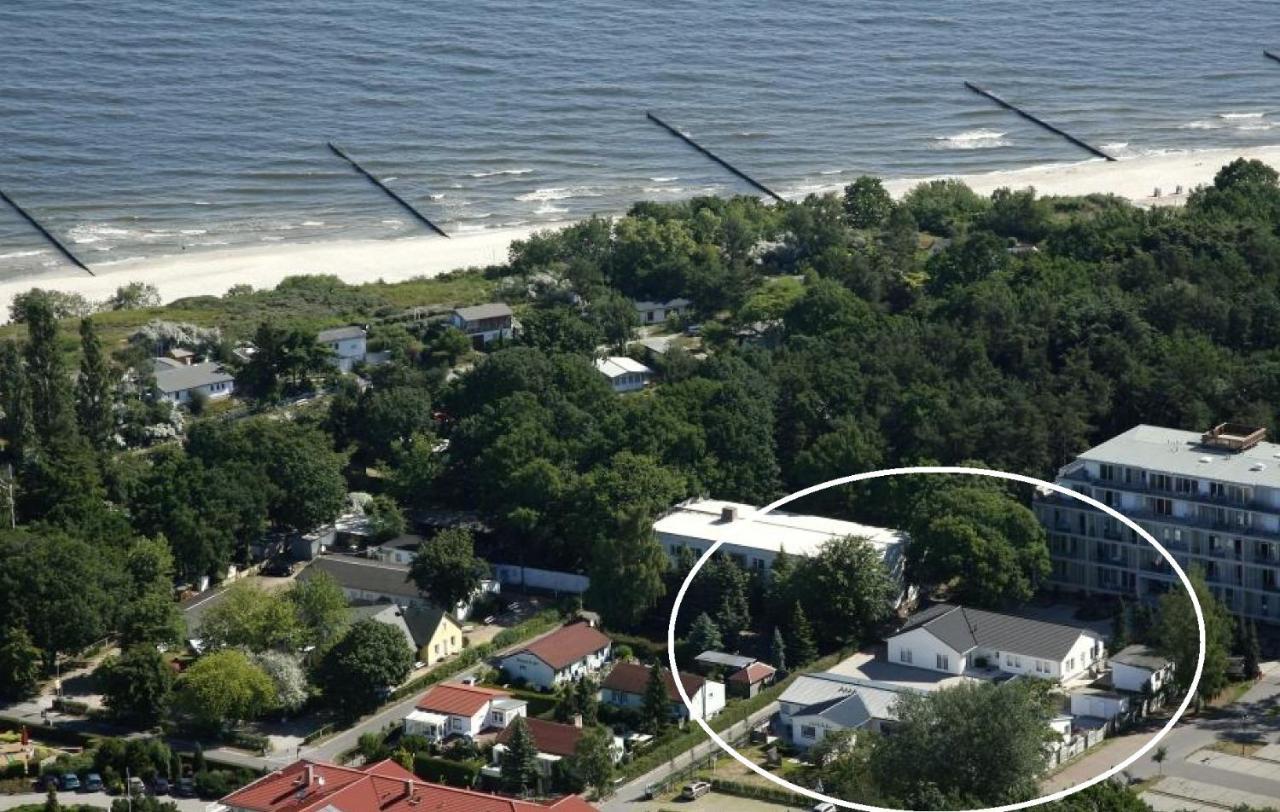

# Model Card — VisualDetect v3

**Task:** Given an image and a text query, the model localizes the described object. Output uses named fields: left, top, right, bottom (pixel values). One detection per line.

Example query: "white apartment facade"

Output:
left=1033, top=423, right=1280, bottom=623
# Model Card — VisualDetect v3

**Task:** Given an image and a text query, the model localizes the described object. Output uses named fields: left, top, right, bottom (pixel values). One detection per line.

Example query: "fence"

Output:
left=492, top=564, right=589, bottom=595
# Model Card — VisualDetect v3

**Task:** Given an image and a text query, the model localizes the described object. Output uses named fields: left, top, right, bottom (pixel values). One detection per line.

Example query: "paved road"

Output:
left=0, top=791, right=210, bottom=812
left=598, top=702, right=779, bottom=812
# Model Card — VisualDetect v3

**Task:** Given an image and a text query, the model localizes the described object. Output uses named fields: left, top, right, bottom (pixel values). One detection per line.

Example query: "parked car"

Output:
left=83, top=773, right=104, bottom=792
left=174, top=776, right=196, bottom=798
left=813, top=804, right=837, bottom=812
left=679, top=781, right=710, bottom=800
left=59, top=773, right=81, bottom=792
left=128, top=776, right=146, bottom=797
left=262, top=558, right=297, bottom=577
left=151, top=777, right=170, bottom=795
left=35, top=774, right=58, bottom=792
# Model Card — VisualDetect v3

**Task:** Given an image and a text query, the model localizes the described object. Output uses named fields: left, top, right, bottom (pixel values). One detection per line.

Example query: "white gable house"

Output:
left=153, top=360, right=235, bottom=405
left=1109, top=645, right=1174, bottom=695
left=594, top=356, right=652, bottom=393
left=317, top=326, right=368, bottom=372
left=886, top=604, right=1105, bottom=684
left=778, top=673, right=915, bottom=748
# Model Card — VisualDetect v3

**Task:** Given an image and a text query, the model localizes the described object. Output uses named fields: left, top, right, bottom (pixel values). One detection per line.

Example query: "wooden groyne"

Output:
left=327, top=143, right=450, bottom=238
left=645, top=112, right=786, bottom=203
left=0, top=188, right=93, bottom=275
left=963, top=82, right=1115, bottom=162
left=1265, top=50, right=1280, bottom=66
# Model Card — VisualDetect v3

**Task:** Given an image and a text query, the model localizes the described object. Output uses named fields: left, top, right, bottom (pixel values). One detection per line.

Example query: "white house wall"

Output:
left=500, top=652, right=557, bottom=690
left=1061, top=635, right=1104, bottom=680
left=887, top=627, right=965, bottom=675
left=1112, top=662, right=1168, bottom=694
left=1070, top=692, right=1128, bottom=720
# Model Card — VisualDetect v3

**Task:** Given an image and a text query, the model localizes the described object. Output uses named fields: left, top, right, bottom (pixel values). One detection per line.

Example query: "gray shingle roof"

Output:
left=317, top=325, right=367, bottom=342
left=899, top=604, right=1101, bottom=662
left=694, top=651, right=755, bottom=670
left=784, top=673, right=916, bottom=725
left=299, top=556, right=418, bottom=599
left=453, top=303, right=512, bottom=322
left=154, top=361, right=233, bottom=394
left=1110, top=644, right=1171, bottom=671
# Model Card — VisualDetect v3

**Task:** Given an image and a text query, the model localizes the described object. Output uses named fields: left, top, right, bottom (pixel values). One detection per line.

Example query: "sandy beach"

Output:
left=4, top=145, right=1280, bottom=321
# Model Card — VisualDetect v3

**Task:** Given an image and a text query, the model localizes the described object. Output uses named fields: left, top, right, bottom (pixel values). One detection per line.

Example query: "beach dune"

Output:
left=4, top=145, right=1280, bottom=321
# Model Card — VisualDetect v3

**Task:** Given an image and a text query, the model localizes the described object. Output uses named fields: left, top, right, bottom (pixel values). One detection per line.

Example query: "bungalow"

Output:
left=450, top=303, right=514, bottom=347
left=778, top=673, right=914, bottom=748
left=297, top=555, right=497, bottom=621
left=499, top=622, right=612, bottom=691
left=404, top=683, right=526, bottom=742
left=219, top=757, right=599, bottom=812
left=1109, top=645, right=1175, bottom=695
left=728, top=662, right=777, bottom=698
left=692, top=651, right=755, bottom=676
left=316, top=326, right=368, bottom=372
left=153, top=360, right=235, bottom=405
left=632, top=298, right=691, bottom=325
left=600, top=662, right=725, bottom=722
left=487, top=718, right=624, bottom=782
left=654, top=498, right=911, bottom=604
left=594, top=356, right=652, bottom=393
left=886, top=604, right=1105, bottom=684
left=367, top=534, right=425, bottom=566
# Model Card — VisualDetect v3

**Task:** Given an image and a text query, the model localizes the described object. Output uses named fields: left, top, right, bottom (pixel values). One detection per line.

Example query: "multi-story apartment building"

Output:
left=1033, top=423, right=1280, bottom=623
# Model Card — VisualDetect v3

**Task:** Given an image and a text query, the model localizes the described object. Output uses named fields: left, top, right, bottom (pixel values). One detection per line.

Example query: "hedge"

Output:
left=389, top=610, right=562, bottom=702
left=412, top=755, right=483, bottom=788
left=710, top=777, right=809, bottom=806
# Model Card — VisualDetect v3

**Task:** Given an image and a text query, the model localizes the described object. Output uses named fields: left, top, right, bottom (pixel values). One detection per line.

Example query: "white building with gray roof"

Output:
left=886, top=604, right=1105, bottom=683
left=449, top=303, right=514, bottom=346
left=778, top=672, right=919, bottom=748
left=153, top=360, right=235, bottom=405
left=1033, top=422, right=1280, bottom=623
left=316, top=325, right=367, bottom=372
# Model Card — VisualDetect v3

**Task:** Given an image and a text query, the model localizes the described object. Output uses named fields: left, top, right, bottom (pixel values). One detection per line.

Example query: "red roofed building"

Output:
left=486, top=718, right=623, bottom=781
left=499, top=622, right=612, bottom=691
left=404, top=683, right=526, bottom=742
left=728, top=662, right=777, bottom=698
left=600, top=662, right=725, bottom=722
left=220, top=758, right=597, bottom=812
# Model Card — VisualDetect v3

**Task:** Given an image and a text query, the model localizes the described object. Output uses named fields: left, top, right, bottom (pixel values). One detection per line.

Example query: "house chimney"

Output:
left=305, top=765, right=314, bottom=788
left=720, top=506, right=738, bottom=523
left=572, top=713, right=582, bottom=729
left=403, top=779, right=413, bottom=799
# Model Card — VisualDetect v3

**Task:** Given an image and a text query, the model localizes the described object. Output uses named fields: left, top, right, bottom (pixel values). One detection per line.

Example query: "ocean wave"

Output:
left=535, top=203, right=569, bottom=214
left=732, top=131, right=769, bottom=139
left=0, top=249, right=48, bottom=260
left=643, top=186, right=684, bottom=194
left=68, top=224, right=133, bottom=244
left=300, top=221, right=324, bottom=227
left=932, top=129, right=1009, bottom=150
left=515, top=186, right=602, bottom=202
left=94, top=256, right=145, bottom=267
left=649, top=176, right=679, bottom=182
left=470, top=168, right=533, bottom=178
left=381, top=176, right=398, bottom=183
left=381, top=219, right=404, bottom=226
left=180, top=228, right=208, bottom=235
left=819, top=169, right=844, bottom=175
left=1182, top=112, right=1273, bottom=131
left=1220, top=112, right=1266, bottom=120
left=428, top=193, right=445, bottom=201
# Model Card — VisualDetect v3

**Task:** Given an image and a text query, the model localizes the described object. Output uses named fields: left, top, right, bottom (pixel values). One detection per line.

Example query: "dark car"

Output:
left=151, top=777, right=170, bottom=795
left=35, top=774, right=59, bottom=792
left=84, top=773, right=104, bottom=792
left=174, top=776, right=196, bottom=798
left=59, top=773, right=81, bottom=792
left=262, top=558, right=296, bottom=577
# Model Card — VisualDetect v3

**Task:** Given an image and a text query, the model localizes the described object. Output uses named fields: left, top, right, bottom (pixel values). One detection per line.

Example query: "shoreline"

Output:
left=4, top=145, right=1280, bottom=320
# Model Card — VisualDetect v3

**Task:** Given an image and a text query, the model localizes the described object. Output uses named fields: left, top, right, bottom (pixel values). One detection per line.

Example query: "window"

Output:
left=800, top=725, right=817, bottom=739
left=936, top=654, right=949, bottom=670
left=1098, top=464, right=1115, bottom=481
left=899, top=648, right=913, bottom=664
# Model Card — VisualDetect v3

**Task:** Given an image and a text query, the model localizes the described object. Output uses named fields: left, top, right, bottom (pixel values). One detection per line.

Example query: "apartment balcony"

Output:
left=1058, top=467, right=1269, bottom=513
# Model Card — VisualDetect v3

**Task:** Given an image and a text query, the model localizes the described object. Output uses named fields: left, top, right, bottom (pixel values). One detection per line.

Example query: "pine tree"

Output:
left=500, top=716, right=539, bottom=795
left=641, top=664, right=670, bottom=734
left=687, top=612, right=723, bottom=654
left=23, top=298, right=76, bottom=441
left=574, top=676, right=599, bottom=726
left=0, top=341, right=33, bottom=462
left=43, top=785, right=59, bottom=812
left=1111, top=599, right=1129, bottom=652
left=75, top=318, right=114, bottom=449
left=192, top=742, right=206, bottom=774
left=1244, top=620, right=1262, bottom=680
left=788, top=602, right=818, bottom=667
left=771, top=627, right=787, bottom=672
left=767, top=546, right=795, bottom=627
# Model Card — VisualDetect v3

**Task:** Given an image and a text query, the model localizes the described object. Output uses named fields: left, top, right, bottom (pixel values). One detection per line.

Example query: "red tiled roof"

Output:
left=416, top=683, right=508, bottom=716
left=496, top=717, right=585, bottom=758
left=729, top=662, right=776, bottom=684
left=518, top=623, right=611, bottom=671
left=601, top=662, right=705, bottom=702
left=221, top=758, right=595, bottom=812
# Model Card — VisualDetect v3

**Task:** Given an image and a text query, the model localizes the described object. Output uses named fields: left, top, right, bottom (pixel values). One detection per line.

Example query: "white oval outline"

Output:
left=666, top=465, right=1206, bottom=812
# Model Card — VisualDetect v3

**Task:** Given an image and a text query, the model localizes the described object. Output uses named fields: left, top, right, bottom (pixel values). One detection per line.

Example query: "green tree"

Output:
left=388, top=433, right=443, bottom=510
left=44, top=786, right=58, bottom=812
left=0, top=626, right=41, bottom=699
left=176, top=650, right=274, bottom=728
left=499, top=716, right=540, bottom=795
left=287, top=572, right=350, bottom=649
left=199, top=582, right=303, bottom=652
left=574, top=676, right=600, bottom=726
left=566, top=724, right=615, bottom=798
left=100, top=645, right=175, bottom=726
left=118, top=536, right=184, bottom=647
left=1158, top=567, right=1233, bottom=705
left=586, top=507, right=668, bottom=629
left=907, top=484, right=1049, bottom=608
left=787, top=602, right=818, bottom=667
left=520, top=306, right=603, bottom=355
left=408, top=527, right=487, bottom=612
left=798, top=535, right=895, bottom=648
left=843, top=177, right=894, bottom=229
left=686, top=613, right=723, bottom=654
left=1244, top=620, right=1262, bottom=680
left=0, top=340, right=34, bottom=461
left=23, top=296, right=76, bottom=441
left=365, top=494, right=405, bottom=543
left=316, top=619, right=414, bottom=714
left=868, top=680, right=1053, bottom=806
left=75, top=318, right=115, bottom=449
left=640, top=664, right=670, bottom=735
left=770, top=627, right=786, bottom=671
left=251, top=651, right=308, bottom=713
left=587, top=289, right=640, bottom=350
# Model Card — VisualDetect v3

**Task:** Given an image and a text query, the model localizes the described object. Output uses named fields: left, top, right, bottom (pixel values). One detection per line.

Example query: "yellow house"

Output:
left=404, top=605, right=464, bottom=666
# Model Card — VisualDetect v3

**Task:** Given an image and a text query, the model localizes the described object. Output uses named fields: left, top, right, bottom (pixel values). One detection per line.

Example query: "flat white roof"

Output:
left=653, top=498, right=907, bottom=557
left=595, top=356, right=652, bottom=379
left=1076, top=424, right=1280, bottom=489
left=405, top=710, right=448, bottom=725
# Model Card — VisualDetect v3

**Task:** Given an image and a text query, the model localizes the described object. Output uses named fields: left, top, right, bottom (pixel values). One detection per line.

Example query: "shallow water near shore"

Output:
left=1, top=0, right=1279, bottom=279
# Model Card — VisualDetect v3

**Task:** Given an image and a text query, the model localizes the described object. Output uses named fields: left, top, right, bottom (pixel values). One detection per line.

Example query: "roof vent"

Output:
left=720, top=506, right=738, bottom=523
left=1199, top=457, right=1212, bottom=464
left=1252, top=463, right=1267, bottom=472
